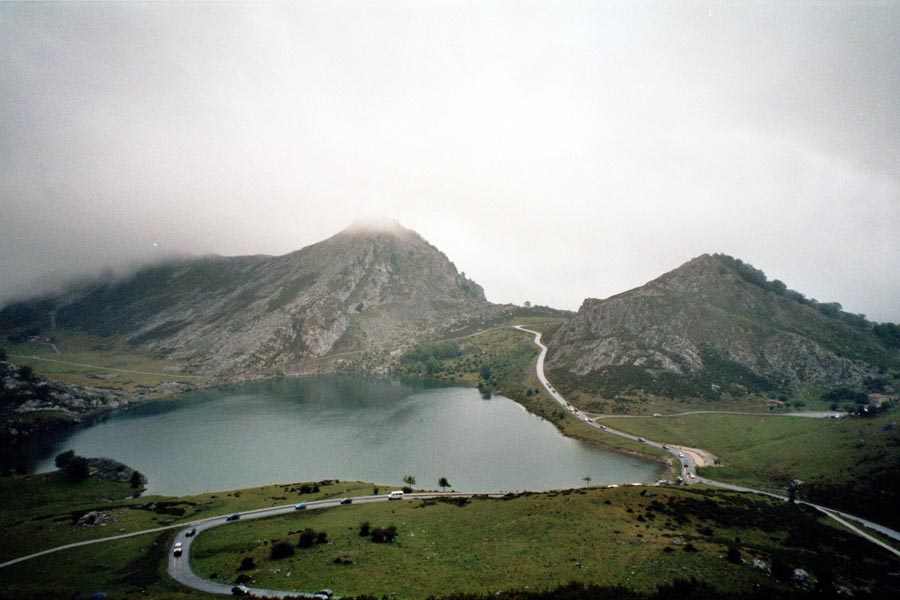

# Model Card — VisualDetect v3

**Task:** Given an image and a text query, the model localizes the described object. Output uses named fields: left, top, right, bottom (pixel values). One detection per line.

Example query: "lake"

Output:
left=35, top=375, right=660, bottom=496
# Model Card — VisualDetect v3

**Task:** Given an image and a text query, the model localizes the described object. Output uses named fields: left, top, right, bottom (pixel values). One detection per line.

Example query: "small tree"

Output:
left=479, top=364, right=492, bottom=381
left=438, top=477, right=450, bottom=492
left=297, top=529, right=317, bottom=549
left=64, top=456, right=90, bottom=482
left=55, top=450, right=75, bottom=470
left=359, top=521, right=371, bottom=537
left=402, top=474, right=416, bottom=487
left=130, top=470, right=145, bottom=489
left=238, top=556, right=256, bottom=571
left=583, top=476, right=592, bottom=487
left=17, top=365, right=34, bottom=382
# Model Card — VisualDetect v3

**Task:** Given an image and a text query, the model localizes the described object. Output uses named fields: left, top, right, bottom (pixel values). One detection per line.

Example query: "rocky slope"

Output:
left=546, top=254, right=898, bottom=400
left=0, top=221, right=499, bottom=378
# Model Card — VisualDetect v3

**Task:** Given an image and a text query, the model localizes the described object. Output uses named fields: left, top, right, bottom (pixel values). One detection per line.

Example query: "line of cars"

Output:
left=187, top=493, right=409, bottom=596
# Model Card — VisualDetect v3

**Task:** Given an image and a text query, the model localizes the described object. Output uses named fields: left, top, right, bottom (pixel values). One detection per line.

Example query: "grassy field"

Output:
left=189, top=486, right=899, bottom=599
left=0, top=471, right=376, bottom=563
left=4, top=331, right=206, bottom=393
left=3, top=472, right=899, bottom=599
left=600, top=410, right=900, bottom=529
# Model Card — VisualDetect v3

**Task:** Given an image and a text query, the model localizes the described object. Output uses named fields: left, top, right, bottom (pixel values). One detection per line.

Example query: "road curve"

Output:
left=512, top=325, right=900, bottom=557
left=169, top=492, right=500, bottom=597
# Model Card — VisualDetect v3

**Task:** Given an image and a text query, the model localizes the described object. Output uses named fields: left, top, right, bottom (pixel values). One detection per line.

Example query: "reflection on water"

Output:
left=34, top=375, right=660, bottom=496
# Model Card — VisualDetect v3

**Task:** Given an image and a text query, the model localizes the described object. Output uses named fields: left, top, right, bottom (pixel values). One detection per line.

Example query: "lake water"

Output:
left=35, top=375, right=660, bottom=496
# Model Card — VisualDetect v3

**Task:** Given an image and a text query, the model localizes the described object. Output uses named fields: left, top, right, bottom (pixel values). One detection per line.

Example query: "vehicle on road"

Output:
left=231, top=585, right=251, bottom=596
left=314, top=589, right=334, bottom=599
left=637, top=437, right=646, bottom=443
left=388, top=490, right=404, bottom=500
left=678, top=452, right=684, bottom=458
left=599, top=425, right=607, bottom=430
left=226, top=514, right=241, bottom=522
left=185, top=528, right=197, bottom=537
left=340, top=498, right=353, bottom=505
left=173, top=542, right=183, bottom=557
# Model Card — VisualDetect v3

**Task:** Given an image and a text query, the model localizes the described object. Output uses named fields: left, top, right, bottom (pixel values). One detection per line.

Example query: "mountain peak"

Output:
left=341, top=218, right=412, bottom=238
left=548, top=253, right=895, bottom=401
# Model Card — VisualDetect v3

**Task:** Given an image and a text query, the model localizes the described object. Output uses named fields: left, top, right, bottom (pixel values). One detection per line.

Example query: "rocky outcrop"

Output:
left=547, top=254, right=897, bottom=398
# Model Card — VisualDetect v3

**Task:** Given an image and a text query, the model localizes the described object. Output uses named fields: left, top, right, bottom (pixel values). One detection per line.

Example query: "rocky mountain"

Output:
left=0, top=221, right=498, bottom=377
left=546, top=254, right=899, bottom=400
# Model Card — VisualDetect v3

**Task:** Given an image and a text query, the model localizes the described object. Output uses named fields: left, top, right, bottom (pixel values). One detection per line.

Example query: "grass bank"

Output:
left=600, top=410, right=900, bottom=530
left=190, top=486, right=899, bottom=599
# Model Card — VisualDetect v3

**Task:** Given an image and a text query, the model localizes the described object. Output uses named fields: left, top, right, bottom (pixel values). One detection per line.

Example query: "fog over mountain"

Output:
left=1, top=2, right=898, bottom=321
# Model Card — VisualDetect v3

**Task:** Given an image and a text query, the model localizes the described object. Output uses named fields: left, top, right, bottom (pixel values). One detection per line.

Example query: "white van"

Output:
left=388, top=490, right=405, bottom=500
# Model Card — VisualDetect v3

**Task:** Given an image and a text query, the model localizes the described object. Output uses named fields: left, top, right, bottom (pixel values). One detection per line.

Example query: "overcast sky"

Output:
left=2, top=1, right=898, bottom=322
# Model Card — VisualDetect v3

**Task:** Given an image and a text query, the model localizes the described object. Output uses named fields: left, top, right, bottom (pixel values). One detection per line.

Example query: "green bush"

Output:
left=270, top=541, right=295, bottom=560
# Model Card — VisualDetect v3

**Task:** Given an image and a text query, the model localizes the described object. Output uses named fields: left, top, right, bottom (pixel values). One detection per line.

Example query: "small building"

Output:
left=766, top=398, right=787, bottom=410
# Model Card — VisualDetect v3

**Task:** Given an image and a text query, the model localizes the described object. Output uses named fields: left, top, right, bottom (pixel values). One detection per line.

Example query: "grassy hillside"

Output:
left=190, top=487, right=897, bottom=598
left=3, top=469, right=898, bottom=599
left=392, top=319, right=669, bottom=463
left=600, top=408, right=900, bottom=530
left=3, top=331, right=203, bottom=391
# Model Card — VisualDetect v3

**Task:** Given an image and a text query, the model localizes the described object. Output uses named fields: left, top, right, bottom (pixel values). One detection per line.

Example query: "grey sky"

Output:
left=2, top=1, right=898, bottom=321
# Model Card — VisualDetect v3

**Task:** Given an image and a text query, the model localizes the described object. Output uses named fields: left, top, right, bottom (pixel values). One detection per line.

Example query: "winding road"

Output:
left=168, top=492, right=496, bottom=598
left=513, top=325, right=900, bottom=556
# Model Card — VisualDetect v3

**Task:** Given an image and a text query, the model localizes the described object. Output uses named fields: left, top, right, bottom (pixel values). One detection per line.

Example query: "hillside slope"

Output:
left=0, top=221, right=498, bottom=377
left=546, top=254, right=898, bottom=401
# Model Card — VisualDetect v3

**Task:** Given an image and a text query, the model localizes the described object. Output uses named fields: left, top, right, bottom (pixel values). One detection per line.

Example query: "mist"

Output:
left=1, top=2, right=898, bottom=321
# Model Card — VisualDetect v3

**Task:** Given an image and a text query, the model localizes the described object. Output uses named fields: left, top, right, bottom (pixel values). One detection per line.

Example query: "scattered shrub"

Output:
left=238, top=556, right=256, bottom=571
left=270, top=541, right=295, bottom=560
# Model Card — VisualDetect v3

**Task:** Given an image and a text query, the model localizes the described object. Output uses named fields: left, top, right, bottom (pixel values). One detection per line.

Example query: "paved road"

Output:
left=168, top=492, right=497, bottom=597
left=513, top=326, right=701, bottom=484
left=512, top=325, right=900, bottom=557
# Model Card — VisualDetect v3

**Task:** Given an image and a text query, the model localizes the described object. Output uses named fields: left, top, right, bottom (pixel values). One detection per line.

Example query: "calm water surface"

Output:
left=36, top=375, right=660, bottom=495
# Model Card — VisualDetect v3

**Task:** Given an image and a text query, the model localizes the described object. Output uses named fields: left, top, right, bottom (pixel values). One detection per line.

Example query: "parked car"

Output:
left=226, top=514, right=241, bottom=522
left=232, top=585, right=251, bottom=596
left=314, top=590, right=334, bottom=599
left=295, top=503, right=307, bottom=510
left=185, top=528, right=197, bottom=537
left=340, top=498, right=353, bottom=505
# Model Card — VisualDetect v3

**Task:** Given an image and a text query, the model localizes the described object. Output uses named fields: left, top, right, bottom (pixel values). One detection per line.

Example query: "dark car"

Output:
left=226, top=514, right=241, bottom=522
left=185, top=527, right=197, bottom=537
left=295, top=503, right=307, bottom=510
left=340, top=498, right=353, bottom=505
left=314, top=590, right=334, bottom=599
left=231, top=585, right=251, bottom=596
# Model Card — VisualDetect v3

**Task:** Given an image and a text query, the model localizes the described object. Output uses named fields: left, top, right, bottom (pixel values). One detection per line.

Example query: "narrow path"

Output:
left=8, top=354, right=210, bottom=380
left=511, top=325, right=900, bottom=557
